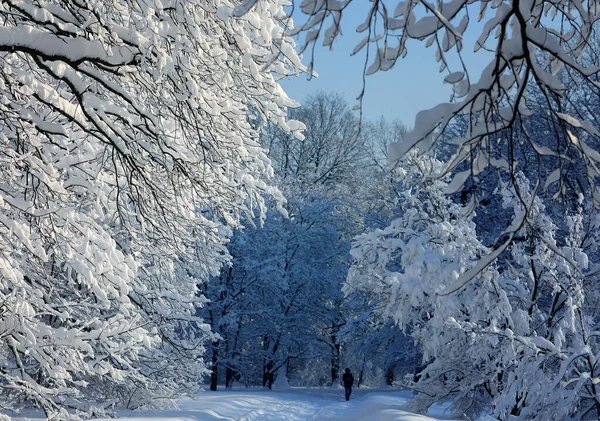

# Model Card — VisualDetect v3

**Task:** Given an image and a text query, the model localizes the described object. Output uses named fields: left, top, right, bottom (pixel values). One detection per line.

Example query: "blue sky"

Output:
left=281, top=2, right=490, bottom=128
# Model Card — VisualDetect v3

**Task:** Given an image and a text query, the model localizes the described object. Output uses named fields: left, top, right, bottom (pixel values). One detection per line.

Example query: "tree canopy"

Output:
left=294, top=0, right=600, bottom=210
left=0, top=0, right=304, bottom=417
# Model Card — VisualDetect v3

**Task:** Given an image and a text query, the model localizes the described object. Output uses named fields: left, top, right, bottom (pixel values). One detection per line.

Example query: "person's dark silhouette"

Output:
left=342, top=368, right=354, bottom=401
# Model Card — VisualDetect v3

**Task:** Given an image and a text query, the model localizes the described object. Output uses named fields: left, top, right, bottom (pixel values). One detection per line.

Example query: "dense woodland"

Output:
left=2, top=0, right=600, bottom=420
left=201, top=93, right=418, bottom=391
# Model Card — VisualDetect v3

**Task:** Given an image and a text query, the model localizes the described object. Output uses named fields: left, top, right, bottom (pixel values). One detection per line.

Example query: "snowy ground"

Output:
left=12, top=387, right=460, bottom=421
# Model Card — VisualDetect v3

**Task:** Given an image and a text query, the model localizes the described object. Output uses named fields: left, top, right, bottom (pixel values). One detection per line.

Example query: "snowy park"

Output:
left=12, top=388, right=459, bottom=421
left=3, top=0, right=600, bottom=420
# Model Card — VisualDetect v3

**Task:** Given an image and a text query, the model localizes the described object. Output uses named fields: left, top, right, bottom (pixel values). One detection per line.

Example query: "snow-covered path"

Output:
left=13, top=388, right=459, bottom=421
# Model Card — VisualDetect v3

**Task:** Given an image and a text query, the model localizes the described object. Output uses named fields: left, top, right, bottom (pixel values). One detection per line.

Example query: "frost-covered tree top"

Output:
left=291, top=0, right=600, bottom=204
left=0, top=0, right=305, bottom=418
left=348, top=151, right=600, bottom=418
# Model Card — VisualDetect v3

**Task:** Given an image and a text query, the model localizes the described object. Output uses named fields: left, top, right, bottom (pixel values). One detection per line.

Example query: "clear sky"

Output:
left=280, top=2, right=490, bottom=128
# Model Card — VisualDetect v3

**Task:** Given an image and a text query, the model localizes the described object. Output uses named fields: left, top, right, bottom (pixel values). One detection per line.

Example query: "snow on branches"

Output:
left=0, top=0, right=304, bottom=418
left=348, top=155, right=600, bottom=419
left=294, top=0, right=600, bottom=209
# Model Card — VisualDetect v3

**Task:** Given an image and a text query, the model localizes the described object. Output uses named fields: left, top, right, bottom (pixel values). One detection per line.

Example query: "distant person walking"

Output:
left=342, top=368, right=354, bottom=401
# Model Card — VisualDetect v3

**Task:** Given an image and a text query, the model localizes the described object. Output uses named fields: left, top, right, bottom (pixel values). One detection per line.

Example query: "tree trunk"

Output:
left=330, top=334, right=341, bottom=385
left=263, top=360, right=274, bottom=389
left=210, top=346, right=218, bottom=391
left=331, top=361, right=339, bottom=386
left=385, top=367, right=394, bottom=386
left=357, top=355, right=366, bottom=388
left=225, top=366, right=235, bottom=388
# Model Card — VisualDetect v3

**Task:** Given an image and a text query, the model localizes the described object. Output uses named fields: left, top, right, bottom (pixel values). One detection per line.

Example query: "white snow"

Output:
left=11, top=388, right=458, bottom=421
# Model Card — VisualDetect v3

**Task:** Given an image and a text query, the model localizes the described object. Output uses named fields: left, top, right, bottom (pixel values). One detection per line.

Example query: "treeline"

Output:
left=199, top=92, right=419, bottom=390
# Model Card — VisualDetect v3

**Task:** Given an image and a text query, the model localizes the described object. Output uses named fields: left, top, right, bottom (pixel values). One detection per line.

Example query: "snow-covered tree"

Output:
left=487, top=180, right=600, bottom=420
left=0, top=0, right=304, bottom=417
left=336, top=117, right=422, bottom=387
left=346, top=152, right=504, bottom=414
left=201, top=184, right=353, bottom=389
left=264, top=91, right=365, bottom=188
left=202, top=92, right=380, bottom=389
left=348, top=149, right=600, bottom=418
left=289, top=0, right=600, bottom=240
